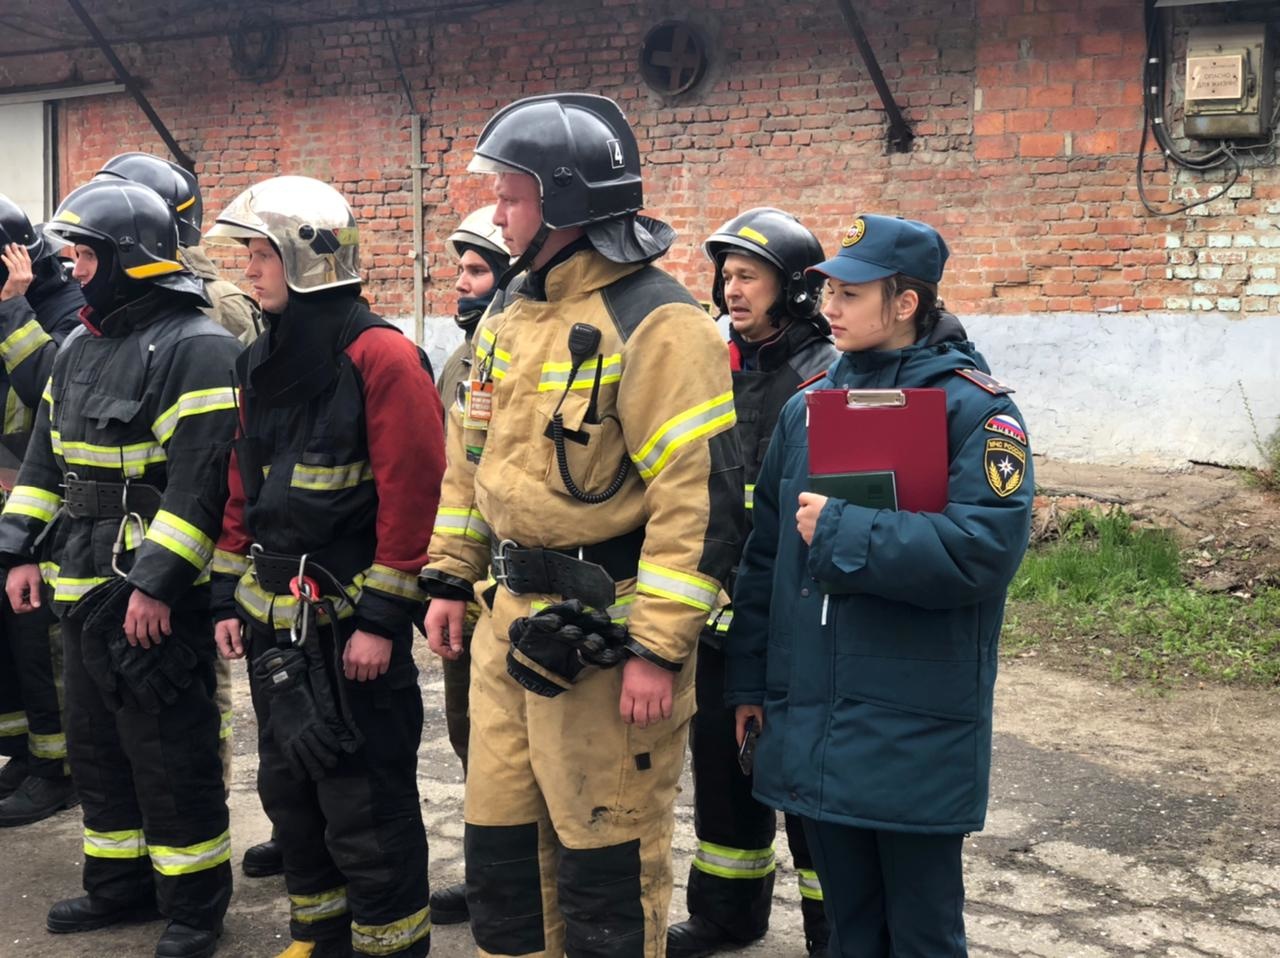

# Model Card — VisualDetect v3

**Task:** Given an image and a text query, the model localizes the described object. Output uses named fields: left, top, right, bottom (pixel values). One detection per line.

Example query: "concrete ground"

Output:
left=2, top=652, right=1277, bottom=957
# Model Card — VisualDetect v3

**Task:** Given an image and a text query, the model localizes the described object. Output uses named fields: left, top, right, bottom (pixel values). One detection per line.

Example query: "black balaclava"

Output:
left=454, top=241, right=509, bottom=328
left=79, top=238, right=122, bottom=314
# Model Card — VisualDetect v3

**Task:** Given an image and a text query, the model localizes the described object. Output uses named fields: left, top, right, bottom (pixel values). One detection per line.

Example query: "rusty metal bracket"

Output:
left=64, top=0, right=194, bottom=171
left=833, top=0, right=915, bottom=153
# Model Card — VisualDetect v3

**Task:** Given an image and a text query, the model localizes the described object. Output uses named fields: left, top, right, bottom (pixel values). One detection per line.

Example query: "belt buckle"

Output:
left=493, top=538, right=519, bottom=595
left=60, top=471, right=84, bottom=519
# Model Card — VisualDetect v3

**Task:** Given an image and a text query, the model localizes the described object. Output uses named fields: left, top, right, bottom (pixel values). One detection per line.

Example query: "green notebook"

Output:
left=808, top=470, right=898, bottom=510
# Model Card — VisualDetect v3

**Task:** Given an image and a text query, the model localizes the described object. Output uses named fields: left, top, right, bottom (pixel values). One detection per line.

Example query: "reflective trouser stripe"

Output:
left=84, top=827, right=148, bottom=860
left=149, top=830, right=232, bottom=876
left=0, top=710, right=28, bottom=737
left=798, top=868, right=824, bottom=901
left=291, top=886, right=350, bottom=924
left=219, top=709, right=233, bottom=741
left=352, top=904, right=432, bottom=956
left=28, top=730, right=66, bottom=759
left=691, top=841, right=776, bottom=880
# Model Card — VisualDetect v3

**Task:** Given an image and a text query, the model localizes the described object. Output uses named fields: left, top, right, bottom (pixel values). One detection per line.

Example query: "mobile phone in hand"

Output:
left=738, top=716, right=760, bottom=776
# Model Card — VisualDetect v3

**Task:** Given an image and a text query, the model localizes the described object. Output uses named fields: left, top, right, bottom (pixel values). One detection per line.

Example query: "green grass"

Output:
left=1002, top=508, right=1280, bottom=686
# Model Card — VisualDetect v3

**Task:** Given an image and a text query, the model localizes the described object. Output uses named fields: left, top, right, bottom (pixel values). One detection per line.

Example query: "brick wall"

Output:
left=1, top=0, right=1278, bottom=321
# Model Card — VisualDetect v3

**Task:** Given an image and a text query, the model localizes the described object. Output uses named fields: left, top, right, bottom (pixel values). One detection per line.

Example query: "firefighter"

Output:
left=206, top=175, right=444, bottom=958
left=428, top=204, right=511, bottom=928
left=0, top=194, right=83, bottom=826
left=667, top=208, right=834, bottom=958
left=0, top=178, right=239, bottom=957
left=97, top=152, right=260, bottom=344
left=422, top=92, right=745, bottom=957
left=93, top=149, right=278, bottom=877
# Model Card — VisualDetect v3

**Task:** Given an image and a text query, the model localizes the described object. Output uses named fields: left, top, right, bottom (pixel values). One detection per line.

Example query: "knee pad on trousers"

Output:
left=559, top=840, right=644, bottom=958
left=465, top=822, right=545, bottom=956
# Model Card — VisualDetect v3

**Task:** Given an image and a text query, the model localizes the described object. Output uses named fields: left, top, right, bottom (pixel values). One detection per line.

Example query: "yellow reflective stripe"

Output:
left=212, top=549, right=251, bottom=577
left=28, top=729, right=67, bottom=759
left=151, top=387, right=238, bottom=444
left=538, top=353, right=623, bottom=391
left=219, top=709, right=233, bottom=741
left=4, top=484, right=61, bottom=522
left=532, top=591, right=635, bottom=625
left=474, top=328, right=510, bottom=381
left=691, top=841, right=776, bottom=880
left=632, top=391, right=736, bottom=481
left=0, top=710, right=28, bottom=737
left=234, top=573, right=361, bottom=630
left=351, top=904, right=432, bottom=956
left=290, top=460, right=374, bottom=491
left=708, top=608, right=734, bottom=632
left=745, top=483, right=755, bottom=511
left=54, top=576, right=111, bottom=603
left=42, top=383, right=52, bottom=406
left=798, top=868, right=824, bottom=901
left=52, top=431, right=167, bottom=476
left=291, top=886, right=350, bottom=924
left=84, top=827, right=147, bottom=860
left=364, top=563, right=423, bottom=602
left=433, top=507, right=490, bottom=544
left=39, top=561, right=59, bottom=588
left=149, top=830, right=231, bottom=876
left=146, top=510, right=214, bottom=570
left=636, top=561, right=719, bottom=612
left=0, top=318, right=52, bottom=369
left=124, top=260, right=184, bottom=280
left=4, top=388, right=31, bottom=435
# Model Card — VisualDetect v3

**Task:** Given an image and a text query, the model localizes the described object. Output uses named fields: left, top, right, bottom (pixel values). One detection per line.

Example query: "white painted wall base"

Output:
left=963, top=313, right=1278, bottom=469
left=402, top=310, right=1278, bottom=471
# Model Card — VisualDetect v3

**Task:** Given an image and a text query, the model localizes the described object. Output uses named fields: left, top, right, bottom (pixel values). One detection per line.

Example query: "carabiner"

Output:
left=111, top=511, right=147, bottom=576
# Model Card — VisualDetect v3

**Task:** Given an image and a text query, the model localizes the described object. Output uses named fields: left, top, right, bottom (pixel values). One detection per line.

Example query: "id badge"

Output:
left=463, top=379, right=494, bottom=431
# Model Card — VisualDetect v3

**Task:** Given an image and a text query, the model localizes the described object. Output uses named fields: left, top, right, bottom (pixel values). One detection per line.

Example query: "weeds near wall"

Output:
left=1239, top=381, right=1280, bottom=494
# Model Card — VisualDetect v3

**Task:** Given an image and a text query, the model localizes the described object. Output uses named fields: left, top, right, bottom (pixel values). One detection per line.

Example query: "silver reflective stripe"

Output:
left=691, top=841, right=776, bottom=879
left=291, top=460, right=374, bottom=491
left=798, top=868, right=824, bottom=901
left=84, top=827, right=147, bottom=859
left=291, top=886, right=350, bottom=924
left=351, top=904, right=432, bottom=956
left=146, top=510, right=215, bottom=570
left=149, top=830, right=232, bottom=875
left=54, top=577, right=111, bottom=603
left=212, top=549, right=251, bottom=577
left=745, top=484, right=755, bottom=510
left=28, top=730, right=66, bottom=759
left=0, top=710, right=28, bottom=737
left=636, top=561, right=719, bottom=612
left=433, top=507, right=490, bottom=544
left=632, top=391, right=736, bottom=480
left=151, top=387, right=238, bottom=443
left=3, top=484, right=61, bottom=522
left=0, top=318, right=52, bottom=368
left=538, top=354, right=622, bottom=391
left=51, top=432, right=167, bottom=475
left=364, top=564, right=423, bottom=601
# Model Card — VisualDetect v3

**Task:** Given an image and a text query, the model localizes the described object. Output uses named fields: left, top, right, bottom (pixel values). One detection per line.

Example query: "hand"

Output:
left=343, top=629, right=392, bottom=682
left=735, top=704, right=764, bottom=747
left=0, top=244, right=33, bottom=301
left=796, top=492, right=829, bottom=545
left=425, top=598, right=466, bottom=660
left=5, top=563, right=43, bottom=613
left=214, top=617, right=245, bottom=659
left=619, top=655, right=675, bottom=728
left=124, top=589, right=172, bottom=648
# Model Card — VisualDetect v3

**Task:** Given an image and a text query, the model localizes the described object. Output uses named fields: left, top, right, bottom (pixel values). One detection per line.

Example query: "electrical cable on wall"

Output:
left=1136, top=0, right=1245, bottom=217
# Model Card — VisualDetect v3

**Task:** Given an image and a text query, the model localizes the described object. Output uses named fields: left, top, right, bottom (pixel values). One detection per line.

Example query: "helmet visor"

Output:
left=468, top=154, right=535, bottom=179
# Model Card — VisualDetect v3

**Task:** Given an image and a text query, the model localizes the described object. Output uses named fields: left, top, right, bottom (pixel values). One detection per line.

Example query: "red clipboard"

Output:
left=805, top=388, right=948, bottom=512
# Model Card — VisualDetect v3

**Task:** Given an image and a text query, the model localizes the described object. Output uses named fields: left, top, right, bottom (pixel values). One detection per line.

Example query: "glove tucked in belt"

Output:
left=506, top=599, right=629, bottom=698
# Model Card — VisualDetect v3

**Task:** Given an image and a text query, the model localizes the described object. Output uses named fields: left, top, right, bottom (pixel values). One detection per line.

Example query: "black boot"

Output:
left=0, top=756, right=28, bottom=799
left=429, top=882, right=469, bottom=925
left=802, top=898, right=830, bottom=957
left=155, top=920, right=221, bottom=958
left=242, top=836, right=285, bottom=878
left=0, top=774, right=78, bottom=826
left=47, top=894, right=162, bottom=934
left=666, top=916, right=743, bottom=958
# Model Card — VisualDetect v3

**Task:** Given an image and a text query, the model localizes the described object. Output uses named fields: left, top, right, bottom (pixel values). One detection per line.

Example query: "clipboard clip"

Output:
left=845, top=389, right=906, bottom=408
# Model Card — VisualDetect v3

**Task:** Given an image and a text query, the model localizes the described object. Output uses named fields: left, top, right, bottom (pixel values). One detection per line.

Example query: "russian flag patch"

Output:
left=984, top=414, right=1027, bottom=445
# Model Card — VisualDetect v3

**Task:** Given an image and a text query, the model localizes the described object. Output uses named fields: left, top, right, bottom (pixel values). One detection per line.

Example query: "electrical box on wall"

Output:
left=1183, top=24, right=1273, bottom=139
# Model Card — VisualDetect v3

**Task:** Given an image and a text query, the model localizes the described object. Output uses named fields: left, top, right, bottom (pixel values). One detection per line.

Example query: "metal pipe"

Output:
left=833, top=0, right=915, bottom=153
left=412, top=115, right=425, bottom=347
left=63, top=0, right=194, bottom=169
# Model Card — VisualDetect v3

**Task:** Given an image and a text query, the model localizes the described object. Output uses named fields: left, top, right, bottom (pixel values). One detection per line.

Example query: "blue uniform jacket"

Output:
left=724, top=339, right=1034, bottom=834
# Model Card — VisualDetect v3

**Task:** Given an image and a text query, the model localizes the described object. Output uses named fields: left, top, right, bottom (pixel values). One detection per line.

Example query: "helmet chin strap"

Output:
left=497, top=222, right=550, bottom=290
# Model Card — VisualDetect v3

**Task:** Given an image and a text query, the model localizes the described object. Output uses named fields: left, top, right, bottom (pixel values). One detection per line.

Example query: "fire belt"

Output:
left=490, top=527, right=644, bottom=612
left=249, top=545, right=349, bottom=647
left=62, top=475, right=162, bottom=520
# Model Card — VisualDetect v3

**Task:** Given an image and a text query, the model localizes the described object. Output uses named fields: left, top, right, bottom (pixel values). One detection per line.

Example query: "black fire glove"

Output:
left=75, top=577, right=196, bottom=714
left=252, top=645, right=344, bottom=781
left=506, top=600, right=630, bottom=698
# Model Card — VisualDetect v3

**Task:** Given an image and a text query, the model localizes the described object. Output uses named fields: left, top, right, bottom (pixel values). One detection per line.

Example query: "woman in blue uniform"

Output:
left=724, top=214, right=1034, bottom=957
